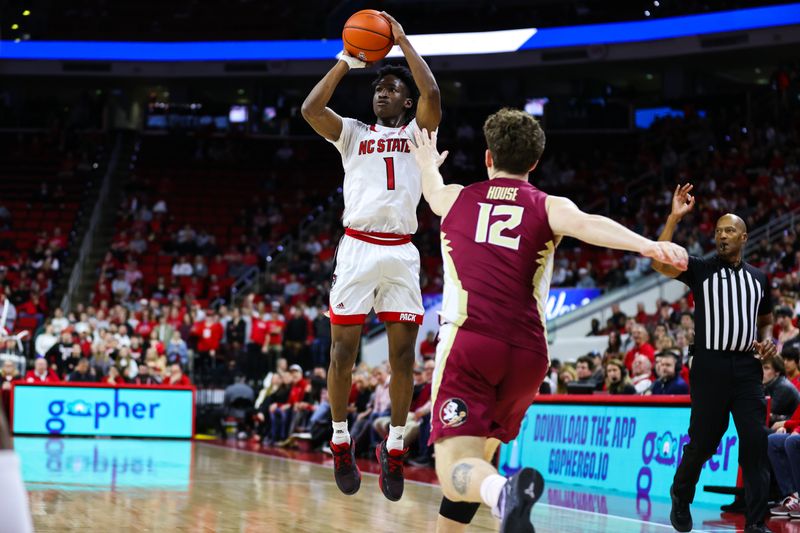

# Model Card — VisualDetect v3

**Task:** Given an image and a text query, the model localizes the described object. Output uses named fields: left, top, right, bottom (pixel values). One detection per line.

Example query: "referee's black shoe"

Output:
left=670, top=485, right=693, bottom=532
left=743, top=524, right=773, bottom=533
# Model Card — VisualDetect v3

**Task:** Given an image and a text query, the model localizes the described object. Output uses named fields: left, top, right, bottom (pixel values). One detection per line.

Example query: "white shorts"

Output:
left=329, top=234, right=424, bottom=325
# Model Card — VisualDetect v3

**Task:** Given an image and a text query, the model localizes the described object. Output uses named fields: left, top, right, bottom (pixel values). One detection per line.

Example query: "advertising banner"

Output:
left=499, top=399, right=739, bottom=505
left=17, top=436, right=192, bottom=491
left=12, top=384, right=195, bottom=438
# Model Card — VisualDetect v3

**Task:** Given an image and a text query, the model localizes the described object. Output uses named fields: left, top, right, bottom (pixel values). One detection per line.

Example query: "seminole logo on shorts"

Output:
left=439, top=398, right=468, bottom=428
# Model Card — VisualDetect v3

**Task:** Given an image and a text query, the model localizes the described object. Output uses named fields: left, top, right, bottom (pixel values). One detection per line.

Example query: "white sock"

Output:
left=481, top=474, right=508, bottom=518
left=387, top=425, right=405, bottom=451
left=331, top=420, right=350, bottom=445
left=0, top=452, right=33, bottom=533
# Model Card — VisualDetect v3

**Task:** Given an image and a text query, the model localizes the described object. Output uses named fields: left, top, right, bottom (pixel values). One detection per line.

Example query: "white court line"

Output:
left=200, top=443, right=737, bottom=532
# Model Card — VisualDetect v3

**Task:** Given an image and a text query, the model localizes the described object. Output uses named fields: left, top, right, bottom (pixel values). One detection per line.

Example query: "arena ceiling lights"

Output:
left=1, top=3, right=799, bottom=62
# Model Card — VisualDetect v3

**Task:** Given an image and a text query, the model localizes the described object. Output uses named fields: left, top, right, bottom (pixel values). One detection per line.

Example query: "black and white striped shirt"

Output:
left=676, top=256, right=773, bottom=354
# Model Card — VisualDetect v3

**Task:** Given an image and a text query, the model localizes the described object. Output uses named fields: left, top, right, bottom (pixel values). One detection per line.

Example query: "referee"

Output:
left=652, top=183, right=777, bottom=533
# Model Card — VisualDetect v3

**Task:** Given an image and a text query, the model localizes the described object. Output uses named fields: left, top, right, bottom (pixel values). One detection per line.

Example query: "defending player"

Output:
left=301, top=12, right=440, bottom=501
left=408, top=111, right=688, bottom=532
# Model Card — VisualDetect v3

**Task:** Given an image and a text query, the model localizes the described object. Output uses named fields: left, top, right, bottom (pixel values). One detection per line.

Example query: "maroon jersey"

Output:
left=439, top=178, right=557, bottom=349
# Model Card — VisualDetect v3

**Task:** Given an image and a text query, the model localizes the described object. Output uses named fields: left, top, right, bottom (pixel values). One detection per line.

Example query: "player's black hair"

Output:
left=371, top=64, right=419, bottom=118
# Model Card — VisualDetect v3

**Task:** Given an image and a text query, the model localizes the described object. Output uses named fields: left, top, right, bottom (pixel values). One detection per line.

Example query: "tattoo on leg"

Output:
left=452, top=463, right=473, bottom=495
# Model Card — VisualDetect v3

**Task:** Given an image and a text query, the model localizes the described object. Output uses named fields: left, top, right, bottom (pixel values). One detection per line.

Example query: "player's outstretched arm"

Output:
left=409, top=129, right=462, bottom=218
left=381, top=12, right=441, bottom=132
left=300, top=56, right=360, bottom=142
left=651, top=183, right=695, bottom=278
left=546, top=195, right=689, bottom=271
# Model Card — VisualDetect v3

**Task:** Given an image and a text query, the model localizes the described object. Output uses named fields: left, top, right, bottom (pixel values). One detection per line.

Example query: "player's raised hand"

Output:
left=641, top=241, right=688, bottom=271
left=410, top=129, right=449, bottom=169
left=379, top=12, right=405, bottom=44
left=671, top=183, right=695, bottom=219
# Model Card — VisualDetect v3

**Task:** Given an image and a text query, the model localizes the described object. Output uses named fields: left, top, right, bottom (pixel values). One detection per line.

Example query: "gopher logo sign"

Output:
left=439, top=398, right=468, bottom=428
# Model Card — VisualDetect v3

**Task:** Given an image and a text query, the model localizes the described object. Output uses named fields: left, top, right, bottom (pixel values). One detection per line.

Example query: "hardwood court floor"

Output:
left=17, top=437, right=800, bottom=533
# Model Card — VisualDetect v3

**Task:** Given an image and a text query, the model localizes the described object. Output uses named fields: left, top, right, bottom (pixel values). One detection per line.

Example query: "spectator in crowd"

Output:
left=543, top=359, right=560, bottom=394
left=167, top=331, right=188, bottom=366
left=406, top=360, right=435, bottom=465
left=46, top=331, right=76, bottom=376
left=34, top=323, right=58, bottom=357
left=67, top=358, right=97, bottom=383
left=557, top=365, right=577, bottom=394
left=374, top=360, right=433, bottom=452
left=350, top=364, right=391, bottom=452
left=118, top=347, right=138, bottom=381
left=171, top=256, right=193, bottom=277
left=255, top=372, right=291, bottom=443
left=310, top=306, right=331, bottom=368
left=783, top=346, right=800, bottom=391
left=0, top=293, right=16, bottom=333
left=776, top=308, right=800, bottom=353
left=50, top=308, right=69, bottom=334
left=24, top=358, right=60, bottom=383
left=605, top=359, right=636, bottom=395
left=222, top=374, right=256, bottom=439
left=166, top=362, right=192, bottom=386
left=269, top=364, right=307, bottom=444
left=573, top=355, right=598, bottom=390
left=624, top=324, right=655, bottom=372
left=767, top=402, right=800, bottom=517
left=111, top=270, right=132, bottom=302
left=102, top=366, right=125, bottom=385
left=225, top=308, right=247, bottom=359
left=192, top=310, right=224, bottom=377
left=631, top=354, right=654, bottom=394
left=283, top=307, right=309, bottom=364
left=131, top=363, right=160, bottom=385
left=1, top=361, right=19, bottom=390
left=649, top=351, right=688, bottom=395
left=764, top=355, right=800, bottom=426
left=418, top=331, right=437, bottom=361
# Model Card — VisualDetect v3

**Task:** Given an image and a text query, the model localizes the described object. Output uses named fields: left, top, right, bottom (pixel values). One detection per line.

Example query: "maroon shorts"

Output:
left=429, top=324, right=549, bottom=445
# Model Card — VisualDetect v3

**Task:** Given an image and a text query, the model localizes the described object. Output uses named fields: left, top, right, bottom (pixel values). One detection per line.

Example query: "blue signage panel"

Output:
left=1, top=3, right=799, bottom=61
left=499, top=402, right=738, bottom=505
left=17, top=436, right=192, bottom=491
left=12, top=385, right=194, bottom=438
left=545, top=288, right=601, bottom=321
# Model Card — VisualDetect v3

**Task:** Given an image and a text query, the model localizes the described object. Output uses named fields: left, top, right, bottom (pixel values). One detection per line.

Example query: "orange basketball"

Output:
left=342, top=10, right=394, bottom=63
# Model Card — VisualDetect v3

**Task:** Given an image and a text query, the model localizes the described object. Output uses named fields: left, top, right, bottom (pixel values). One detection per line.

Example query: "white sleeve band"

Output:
left=0, top=451, right=33, bottom=533
left=336, top=51, right=367, bottom=70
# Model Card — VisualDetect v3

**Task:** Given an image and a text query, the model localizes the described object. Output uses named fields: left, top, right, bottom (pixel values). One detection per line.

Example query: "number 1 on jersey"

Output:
left=475, top=203, right=523, bottom=250
left=384, top=157, right=395, bottom=190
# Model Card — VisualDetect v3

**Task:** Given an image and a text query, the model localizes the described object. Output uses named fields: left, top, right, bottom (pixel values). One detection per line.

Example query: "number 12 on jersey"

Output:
left=474, top=203, right=523, bottom=250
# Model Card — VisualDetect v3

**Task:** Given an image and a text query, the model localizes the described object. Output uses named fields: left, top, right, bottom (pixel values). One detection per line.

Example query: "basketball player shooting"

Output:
left=408, top=112, right=688, bottom=532
left=301, top=12, right=441, bottom=501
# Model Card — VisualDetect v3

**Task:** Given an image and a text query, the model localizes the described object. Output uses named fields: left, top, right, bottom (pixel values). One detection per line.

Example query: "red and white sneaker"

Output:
left=330, top=438, right=361, bottom=495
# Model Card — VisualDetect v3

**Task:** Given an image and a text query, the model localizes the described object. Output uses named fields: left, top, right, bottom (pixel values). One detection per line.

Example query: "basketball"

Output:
left=342, top=10, right=394, bottom=63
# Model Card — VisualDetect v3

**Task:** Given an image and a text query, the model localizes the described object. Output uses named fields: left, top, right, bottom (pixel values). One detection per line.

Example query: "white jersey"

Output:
left=328, top=117, right=421, bottom=235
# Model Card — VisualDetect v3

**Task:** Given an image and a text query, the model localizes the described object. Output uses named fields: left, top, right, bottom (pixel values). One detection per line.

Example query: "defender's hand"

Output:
left=410, top=129, right=449, bottom=169
left=641, top=241, right=688, bottom=271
